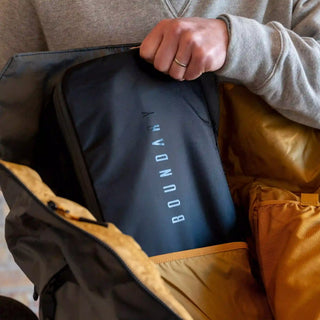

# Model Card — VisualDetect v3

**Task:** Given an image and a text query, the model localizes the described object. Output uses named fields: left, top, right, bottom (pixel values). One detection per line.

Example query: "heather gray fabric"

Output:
left=0, top=0, right=320, bottom=127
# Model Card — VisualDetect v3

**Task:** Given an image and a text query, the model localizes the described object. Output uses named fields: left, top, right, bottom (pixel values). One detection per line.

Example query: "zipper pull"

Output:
left=47, top=201, right=70, bottom=215
left=47, top=200, right=107, bottom=227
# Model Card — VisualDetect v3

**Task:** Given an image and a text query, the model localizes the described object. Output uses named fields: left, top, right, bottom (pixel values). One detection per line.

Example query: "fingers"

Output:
left=140, top=20, right=180, bottom=75
left=140, top=20, right=193, bottom=81
left=184, top=48, right=207, bottom=80
left=153, top=31, right=179, bottom=73
left=168, top=35, right=192, bottom=80
left=139, top=21, right=164, bottom=64
left=140, top=18, right=229, bottom=81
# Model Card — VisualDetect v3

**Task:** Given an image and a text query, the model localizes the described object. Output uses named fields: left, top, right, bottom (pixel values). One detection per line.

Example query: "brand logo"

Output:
left=142, top=112, right=185, bottom=224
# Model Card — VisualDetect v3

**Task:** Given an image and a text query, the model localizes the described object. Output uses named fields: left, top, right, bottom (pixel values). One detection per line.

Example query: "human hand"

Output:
left=140, top=17, right=229, bottom=81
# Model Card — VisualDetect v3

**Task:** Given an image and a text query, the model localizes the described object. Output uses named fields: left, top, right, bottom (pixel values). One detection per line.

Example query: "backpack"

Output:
left=0, top=45, right=247, bottom=319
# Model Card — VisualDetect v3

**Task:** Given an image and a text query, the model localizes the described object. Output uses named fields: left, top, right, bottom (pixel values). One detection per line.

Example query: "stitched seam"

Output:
left=151, top=242, right=248, bottom=264
left=0, top=43, right=139, bottom=81
left=0, top=57, right=14, bottom=81
left=12, top=43, right=140, bottom=58
left=163, top=0, right=178, bottom=18
left=256, top=200, right=320, bottom=208
left=152, top=248, right=248, bottom=264
left=179, top=0, right=192, bottom=17
left=255, top=22, right=285, bottom=91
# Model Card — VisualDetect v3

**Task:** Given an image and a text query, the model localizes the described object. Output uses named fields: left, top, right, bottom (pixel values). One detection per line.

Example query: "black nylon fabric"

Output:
left=0, top=44, right=136, bottom=164
left=0, top=44, right=138, bottom=220
left=0, top=45, right=240, bottom=319
left=0, top=163, right=181, bottom=320
left=56, top=49, right=238, bottom=256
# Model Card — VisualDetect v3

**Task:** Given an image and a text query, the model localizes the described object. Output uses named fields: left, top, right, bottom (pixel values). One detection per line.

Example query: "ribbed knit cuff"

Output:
left=215, top=14, right=283, bottom=91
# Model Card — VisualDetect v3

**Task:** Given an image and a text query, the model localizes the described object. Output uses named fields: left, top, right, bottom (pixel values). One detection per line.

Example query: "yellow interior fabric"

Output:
left=250, top=184, right=320, bottom=320
left=0, top=160, right=193, bottom=320
left=150, top=242, right=248, bottom=264
left=0, top=160, right=273, bottom=320
left=2, top=83, right=320, bottom=319
left=218, top=83, right=320, bottom=208
left=0, top=160, right=96, bottom=221
left=219, top=84, right=320, bottom=320
left=153, top=243, right=273, bottom=320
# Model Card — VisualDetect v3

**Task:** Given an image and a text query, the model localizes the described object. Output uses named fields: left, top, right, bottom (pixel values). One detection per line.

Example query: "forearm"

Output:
left=217, top=12, right=320, bottom=129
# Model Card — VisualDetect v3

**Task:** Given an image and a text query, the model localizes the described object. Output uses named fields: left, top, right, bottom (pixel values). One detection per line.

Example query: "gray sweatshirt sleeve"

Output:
left=0, top=0, right=47, bottom=69
left=217, top=0, right=320, bottom=129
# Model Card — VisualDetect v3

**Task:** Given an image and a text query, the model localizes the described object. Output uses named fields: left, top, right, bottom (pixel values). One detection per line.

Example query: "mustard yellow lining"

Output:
left=0, top=160, right=193, bottom=320
left=256, top=199, right=320, bottom=207
left=301, top=193, right=320, bottom=206
left=150, top=242, right=248, bottom=264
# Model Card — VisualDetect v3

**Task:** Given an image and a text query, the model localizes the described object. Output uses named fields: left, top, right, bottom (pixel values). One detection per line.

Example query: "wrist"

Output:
left=212, top=18, right=230, bottom=71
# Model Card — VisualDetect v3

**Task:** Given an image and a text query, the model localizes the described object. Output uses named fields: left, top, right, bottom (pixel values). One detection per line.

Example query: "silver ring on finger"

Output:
left=174, top=57, right=188, bottom=68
